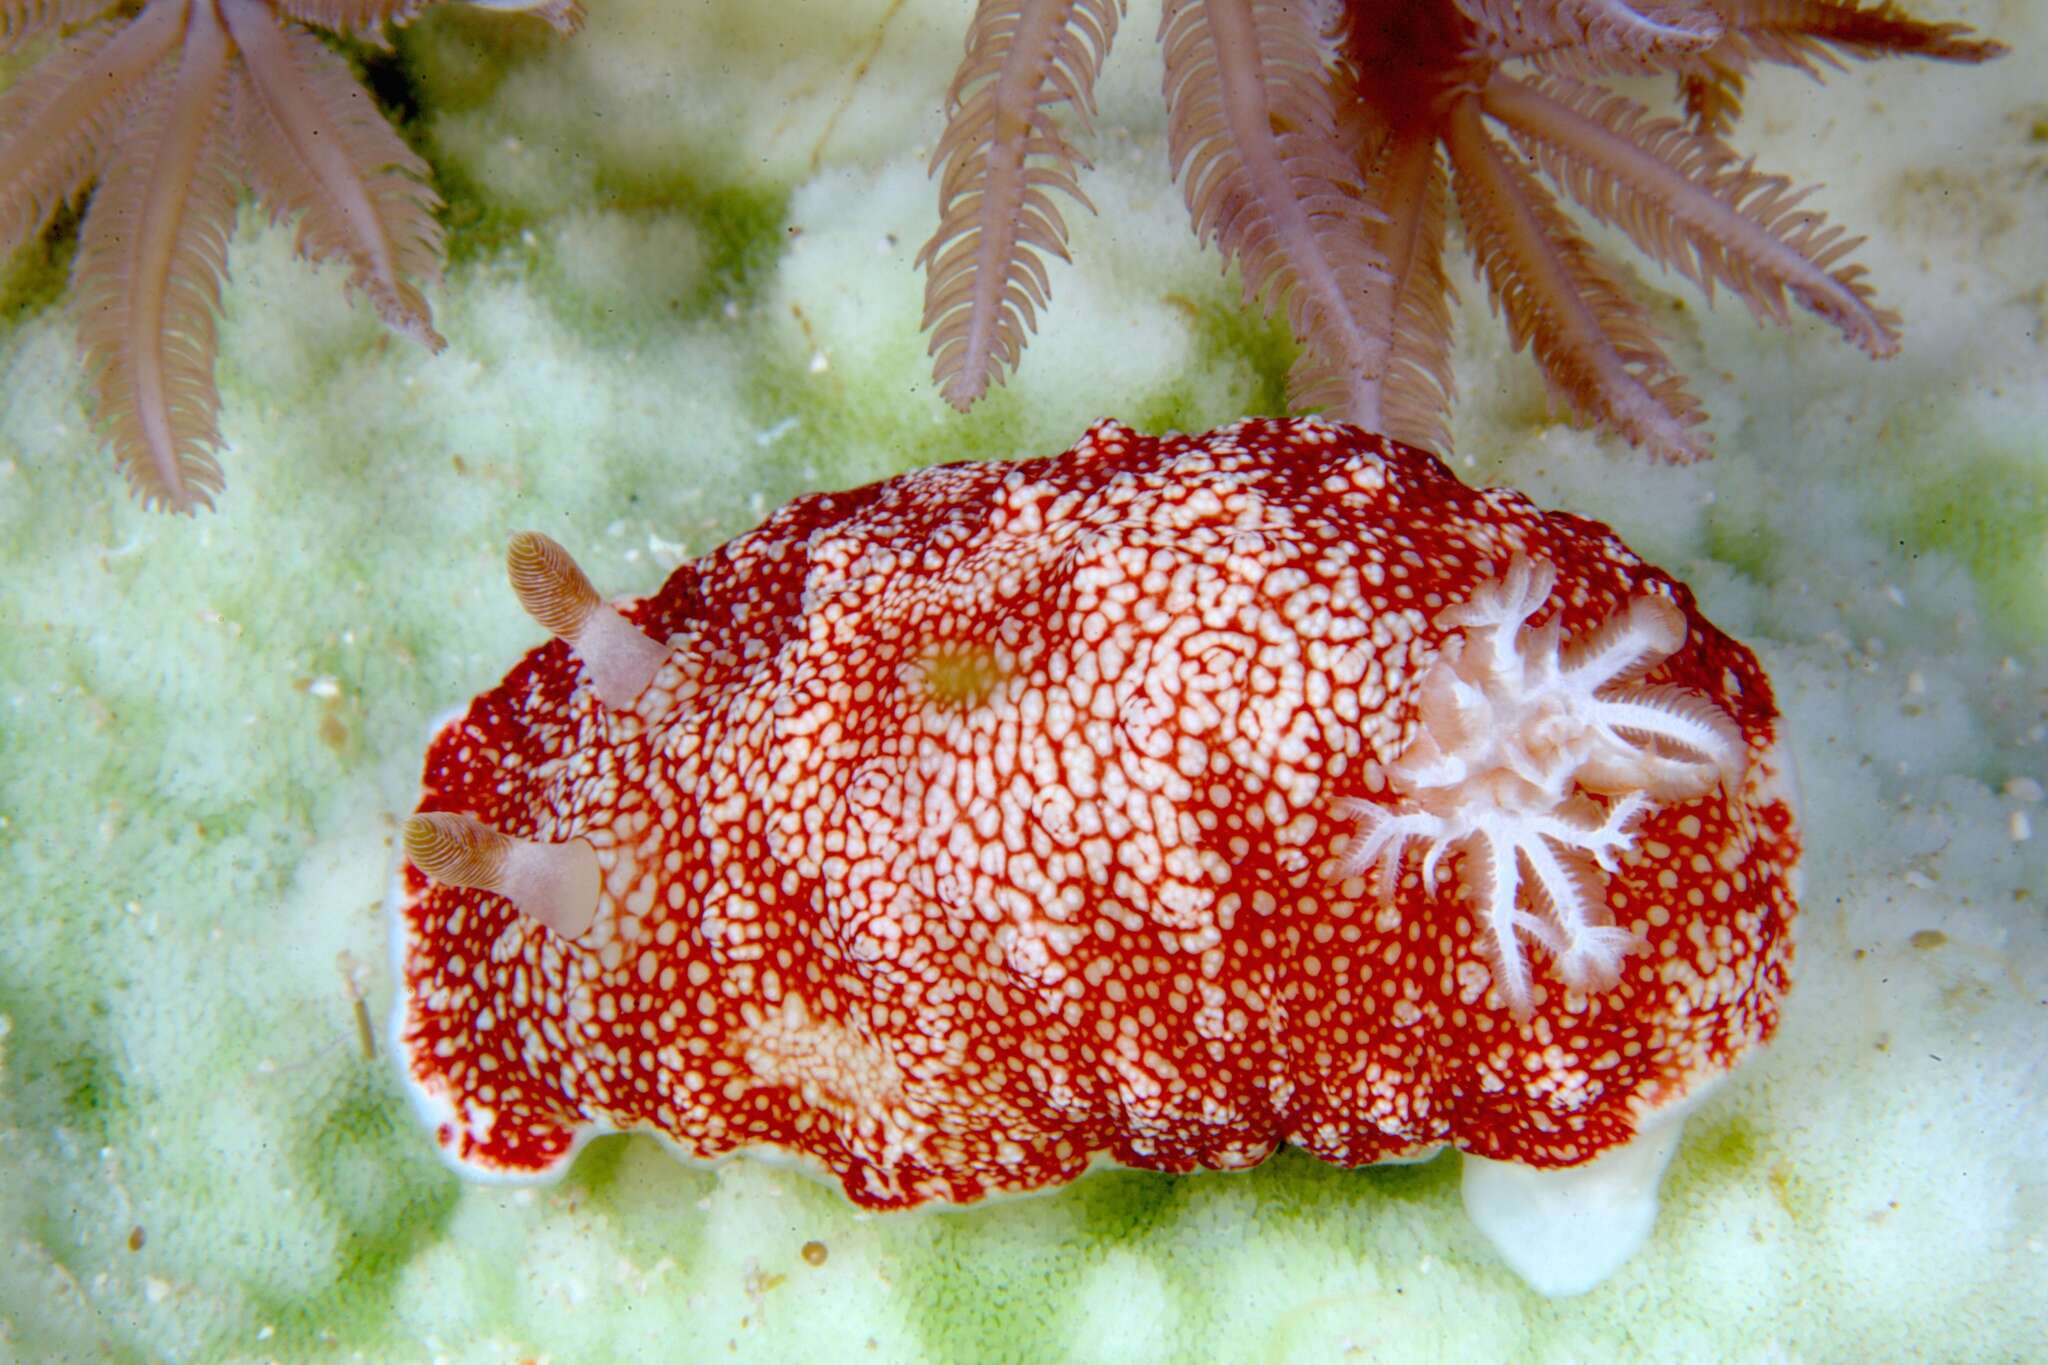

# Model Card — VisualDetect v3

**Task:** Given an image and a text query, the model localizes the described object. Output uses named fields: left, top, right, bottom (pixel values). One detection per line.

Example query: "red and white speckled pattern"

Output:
left=394, top=418, right=1798, bottom=1207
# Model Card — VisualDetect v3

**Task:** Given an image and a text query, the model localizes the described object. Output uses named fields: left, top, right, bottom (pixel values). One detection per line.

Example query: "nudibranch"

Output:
left=392, top=418, right=1798, bottom=1295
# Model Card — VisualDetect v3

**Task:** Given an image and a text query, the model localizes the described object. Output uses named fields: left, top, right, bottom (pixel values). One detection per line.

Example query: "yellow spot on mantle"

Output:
left=917, top=643, right=1006, bottom=709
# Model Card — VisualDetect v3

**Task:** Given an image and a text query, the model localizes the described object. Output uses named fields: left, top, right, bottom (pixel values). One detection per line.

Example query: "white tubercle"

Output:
left=506, top=531, right=669, bottom=709
left=1341, top=555, right=1744, bottom=1017
left=403, top=811, right=601, bottom=939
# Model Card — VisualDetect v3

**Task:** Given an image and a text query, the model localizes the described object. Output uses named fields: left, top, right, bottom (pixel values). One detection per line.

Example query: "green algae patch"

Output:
left=550, top=1135, right=724, bottom=1274
left=1661, top=1111, right=1824, bottom=1232
left=1669, top=1112, right=1764, bottom=1196
left=247, top=1071, right=462, bottom=1358
left=47, top=1033, right=127, bottom=1148
left=421, top=145, right=548, bottom=270
left=565, top=1130, right=633, bottom=1199
left=1261, top=1144, right=1461, bottom=1215
left=1879, top=420, right=2048, bottom=648
left=1702, top=463, right=1792, bottom=588
left=397, top=4, right=573, bottom=114
left=898, top=1217, right=1096, bottom=1365
left=1125, top=290, right=1297, bottom=435
left=889, top=1187, right=1201, bottom=1365
left=1070, top=1168, right=1186, bottom=1242
left=0, top=201, right=76, bottom=324
left=680, top=183, right=796, bottom=315
left=520, top=182, right=790, bottom=341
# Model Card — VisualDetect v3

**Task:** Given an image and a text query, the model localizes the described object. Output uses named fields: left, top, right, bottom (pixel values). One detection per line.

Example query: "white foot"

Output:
left=1459, top=1100, right=1698, bottom=1296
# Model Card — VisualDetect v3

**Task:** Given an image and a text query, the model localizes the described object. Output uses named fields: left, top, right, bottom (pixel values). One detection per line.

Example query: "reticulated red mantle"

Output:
left=394, top=417, right=1798, bottom=1208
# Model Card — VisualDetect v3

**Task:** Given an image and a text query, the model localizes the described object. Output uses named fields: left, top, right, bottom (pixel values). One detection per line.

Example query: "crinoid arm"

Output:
left=1318, top=87, right=1457, bottom=450
left=74, top=2, right=237, bottom=512
left=918, top=0, right=1125, bottom=410
left=1672, top=0, right=2008, bottom=136
left=1458, top=0, right=1724, bottom=75
left=0, top=4, right=180, bottom=258
left=226, top=1, right=447, bottom=350
left=1447, top=94, right=1711, bottom=461
left=1159, top=0, right=1389, bottom=426
left=1482, top=71, right=1901, bottom=359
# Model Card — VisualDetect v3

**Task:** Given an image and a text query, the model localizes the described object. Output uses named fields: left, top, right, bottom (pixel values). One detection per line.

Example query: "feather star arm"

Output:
left=1457, top=0, right=1723, bottom=74
left=1445, top=95, right=1708, bottom=462
left=1160, top=0, right=1388, bottom=425
left=903, top=0, right=2000, bottom=460
left=0, top=0, right=103, bottom=51
left=1672, top=0, right=2008, bottom=135
left=0, top=2, right=180, bottom=260
left=224, top=0, right=446, bottom=349
left=72, top=0, right=237, bottom=512
left=917, top=0, right=1124, bottom=411
left=1325, top=83, right=1457, bottom=452
left=1484, top=71, right=1899, bottom=357
left=0, top=0, right=578, bottom=510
